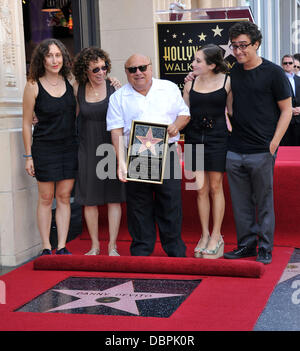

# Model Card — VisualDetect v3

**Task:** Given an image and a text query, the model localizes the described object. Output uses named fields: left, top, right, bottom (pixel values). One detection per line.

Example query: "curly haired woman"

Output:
left=72, top=47, right=126, bottom=256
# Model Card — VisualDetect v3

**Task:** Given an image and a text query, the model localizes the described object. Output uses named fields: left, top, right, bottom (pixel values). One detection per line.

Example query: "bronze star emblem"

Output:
left=136, top=128, right=163, bottom=156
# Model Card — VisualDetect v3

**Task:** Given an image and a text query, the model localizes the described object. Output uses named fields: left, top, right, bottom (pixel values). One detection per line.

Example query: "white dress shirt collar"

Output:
left=286, top=72, right=296, bottom=95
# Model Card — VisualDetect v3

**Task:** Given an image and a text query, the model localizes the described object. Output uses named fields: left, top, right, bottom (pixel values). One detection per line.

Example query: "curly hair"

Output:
left=27, top=38, right=72, bottom=82
left=72, top=47, right=112, bottom=85
left=229, top=21, right=263, bottom=47
left=200, top=44, right=228, bottom=74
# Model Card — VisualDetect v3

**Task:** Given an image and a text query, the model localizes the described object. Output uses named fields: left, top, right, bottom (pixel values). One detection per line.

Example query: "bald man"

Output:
left=106, top=54, right=190, bottom=257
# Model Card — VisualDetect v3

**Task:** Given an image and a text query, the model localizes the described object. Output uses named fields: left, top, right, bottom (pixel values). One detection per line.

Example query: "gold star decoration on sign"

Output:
left=212, top=25, right=224, bottom=37
left=188, top=39, right=193, bottom=43
left=219, top=40, right=233, bottom=59
left=172, top=34, right=177, bottom=38
left=198, top=33, right=207, bottom=42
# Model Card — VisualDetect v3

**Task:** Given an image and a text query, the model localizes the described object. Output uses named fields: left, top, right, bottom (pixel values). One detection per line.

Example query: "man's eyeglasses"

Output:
left=90, top=65, right=108, bottom=74
left=229, top=43, right=252, bottom=51
left=125, top=64, right=151, bottom=74
left=283, top=62, right=294, bottom=65
left=295, top=65, right=300, bottom=69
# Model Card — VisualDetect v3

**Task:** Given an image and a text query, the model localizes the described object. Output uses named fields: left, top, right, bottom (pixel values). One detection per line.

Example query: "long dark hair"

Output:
left=200, top=44, right=228, bottom=74
left=28, top=38, right=72, bottom=82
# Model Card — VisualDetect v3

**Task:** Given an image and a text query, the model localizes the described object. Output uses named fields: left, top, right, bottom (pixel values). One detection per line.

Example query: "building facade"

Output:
left=0, top=0, right=299, bottom=266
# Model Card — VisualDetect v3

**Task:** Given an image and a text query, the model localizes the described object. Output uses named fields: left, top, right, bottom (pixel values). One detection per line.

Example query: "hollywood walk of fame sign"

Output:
left=156, top=19, right=249, bottom=91
left=15, top=277, right=201, bottom=317
left=126, top=121, right=169, bottom=184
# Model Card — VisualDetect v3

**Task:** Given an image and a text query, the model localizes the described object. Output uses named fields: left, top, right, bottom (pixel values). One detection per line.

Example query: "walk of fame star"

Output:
left=136, top=128, right=163, bottom=156
left=15, top=277, right=201, bottom=317
left=278, top=262, right=300, bottom=284
left=46, top=281, right=183, bottom=315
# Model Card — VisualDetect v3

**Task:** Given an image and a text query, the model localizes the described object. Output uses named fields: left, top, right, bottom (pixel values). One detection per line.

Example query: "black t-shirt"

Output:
left=229, top=58, right=291, bottom=154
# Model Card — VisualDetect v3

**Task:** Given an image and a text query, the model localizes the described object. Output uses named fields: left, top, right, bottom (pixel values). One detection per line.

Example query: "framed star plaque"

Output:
left=126, top=120, right=169, bottom=184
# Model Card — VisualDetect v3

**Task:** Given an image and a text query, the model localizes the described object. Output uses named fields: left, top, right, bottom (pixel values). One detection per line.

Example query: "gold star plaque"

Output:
left=126, top=121, right=169, bottom=184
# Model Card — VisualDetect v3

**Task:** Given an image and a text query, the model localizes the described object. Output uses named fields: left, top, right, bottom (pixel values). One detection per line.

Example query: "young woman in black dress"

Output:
left=183, top=44, right=232, bottom=259
left=72, top=48, right=126, bottom=256
left=22, top=39, right=78, bottom=255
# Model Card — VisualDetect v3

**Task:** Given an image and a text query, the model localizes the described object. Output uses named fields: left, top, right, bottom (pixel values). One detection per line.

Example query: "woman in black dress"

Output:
left=72, top=47, right=126, bottom=256
left=183, top=44, right=232, bottom=259
left=22, top=39, right=78, bottom=255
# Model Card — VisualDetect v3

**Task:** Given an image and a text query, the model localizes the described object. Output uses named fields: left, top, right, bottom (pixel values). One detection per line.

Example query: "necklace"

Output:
left=89, top=82, right=104, bottom=97
left=44, top=76, right=60, bottom=86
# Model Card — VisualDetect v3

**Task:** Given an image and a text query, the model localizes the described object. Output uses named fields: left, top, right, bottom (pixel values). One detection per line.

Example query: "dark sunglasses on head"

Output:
left=90, top=65, right=108, bottom=73
left=125, top=64, right=151, bottom=74
left=295, top=65, right=300, bottom=69
left=283, top=62, right=294, bottom=65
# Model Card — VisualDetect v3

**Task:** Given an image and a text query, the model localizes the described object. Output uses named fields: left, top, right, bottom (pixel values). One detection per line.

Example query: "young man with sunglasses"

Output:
left=223, top=21, right=292, bottom=264
left=106, top=53, right=190, bottom=257
left=281, top=55, right=300, bottom=145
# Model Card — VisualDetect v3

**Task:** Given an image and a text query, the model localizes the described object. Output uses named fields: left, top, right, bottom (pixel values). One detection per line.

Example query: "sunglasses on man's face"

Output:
left=125, top=64, right=151, bottom=74
left=90, top=65, right=108, bottom=74
left=295, top=65, right=300, bottom=69
left=283, top=62, right=294, bottom=65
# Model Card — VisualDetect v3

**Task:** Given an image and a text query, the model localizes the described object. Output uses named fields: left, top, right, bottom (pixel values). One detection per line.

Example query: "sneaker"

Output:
left=224, top=246, right=257, bottom=259
left=56, top=247, right=72, bottom=255
left=41, top=249, right=52, bottom=256
left=256, top=248, right=272, bottom=265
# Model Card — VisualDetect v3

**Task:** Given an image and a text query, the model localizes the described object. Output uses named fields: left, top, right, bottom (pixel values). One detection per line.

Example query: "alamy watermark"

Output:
left=291, top=280, right=300, bottom=305
left=95, top=140, right=205, bottom=190
left=292, top=21, right=300, bottom=45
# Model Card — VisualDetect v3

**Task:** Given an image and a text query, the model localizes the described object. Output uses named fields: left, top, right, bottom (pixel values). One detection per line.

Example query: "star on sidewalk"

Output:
left=278, top=262, right=300, bottom=284
left=136, top=128, right=163, bottom=156
left=46, top=281, right=183, bottom=315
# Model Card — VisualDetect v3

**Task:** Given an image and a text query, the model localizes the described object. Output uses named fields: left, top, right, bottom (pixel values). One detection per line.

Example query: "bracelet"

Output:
left=23, top=154, right=32, bottom=158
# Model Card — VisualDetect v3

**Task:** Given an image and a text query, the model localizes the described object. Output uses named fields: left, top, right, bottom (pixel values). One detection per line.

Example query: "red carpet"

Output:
left=0, top=242, right=293, bottom=331
left=34, top=254, right=265, bottom=278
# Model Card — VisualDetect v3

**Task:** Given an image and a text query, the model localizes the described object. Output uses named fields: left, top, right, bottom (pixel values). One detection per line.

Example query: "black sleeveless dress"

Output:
left=184, top=75, right=229, bottom=172
left=75, top=80, right=126, bottom=206
left=31, top=79, right=78, bottom=182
